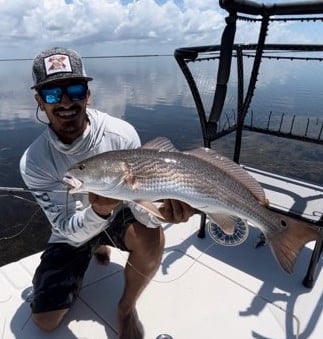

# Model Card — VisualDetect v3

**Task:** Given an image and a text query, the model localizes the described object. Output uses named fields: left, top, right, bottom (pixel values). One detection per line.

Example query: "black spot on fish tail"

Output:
left=268, top=212, right=321, bottom=273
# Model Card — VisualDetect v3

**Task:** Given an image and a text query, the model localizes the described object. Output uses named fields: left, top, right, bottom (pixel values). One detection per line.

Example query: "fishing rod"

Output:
left=0, top=186, right=68, bottom=194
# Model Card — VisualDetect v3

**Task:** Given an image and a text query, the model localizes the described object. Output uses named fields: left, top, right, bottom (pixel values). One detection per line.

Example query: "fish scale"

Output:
left=64, top=137, right=321, bottom=273
left=82, top=148, right=278, bottom=234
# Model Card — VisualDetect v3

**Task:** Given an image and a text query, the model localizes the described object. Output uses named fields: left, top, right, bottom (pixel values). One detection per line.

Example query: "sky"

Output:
left=0, top=0, right=322, bottom=58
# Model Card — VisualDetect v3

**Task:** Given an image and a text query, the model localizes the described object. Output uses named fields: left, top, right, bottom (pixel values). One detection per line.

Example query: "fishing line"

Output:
left=1, top=187, right=216, bottom=282
left=65, top=187, right=71, bottom=218
left=0, top=186, right=69, bottom=240
left=0, top=208, right=41, bottom=241
left=103, top=217, right=217, bottom=284
left=0, top=193, right=37, bottom=205
left=0, top=194, right=41, bottom=241
left=0, top=186, right=68, bottom=194
left=103, top=227, right=216, bottom=284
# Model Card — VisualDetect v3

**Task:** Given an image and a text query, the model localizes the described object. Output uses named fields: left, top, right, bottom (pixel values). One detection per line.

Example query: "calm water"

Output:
left=0, top=55, right=323, bottom=265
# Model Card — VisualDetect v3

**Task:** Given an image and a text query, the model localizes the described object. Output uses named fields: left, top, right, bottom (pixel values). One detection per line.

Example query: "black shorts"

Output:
left=31, top=207, right=136, bottom=314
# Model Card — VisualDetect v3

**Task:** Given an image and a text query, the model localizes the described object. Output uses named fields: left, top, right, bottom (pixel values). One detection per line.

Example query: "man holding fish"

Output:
left=20, top=47, right=194, bottom=339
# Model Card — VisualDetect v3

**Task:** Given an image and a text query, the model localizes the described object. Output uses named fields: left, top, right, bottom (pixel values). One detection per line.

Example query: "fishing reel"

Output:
left=207, top=218, right=249, bottom=246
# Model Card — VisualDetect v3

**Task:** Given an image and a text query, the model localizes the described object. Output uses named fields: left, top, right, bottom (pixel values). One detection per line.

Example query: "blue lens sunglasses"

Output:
left=39, top=83, right=88, bottom=104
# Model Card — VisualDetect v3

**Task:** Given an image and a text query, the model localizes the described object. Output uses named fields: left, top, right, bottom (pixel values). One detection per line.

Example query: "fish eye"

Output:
left=280, top=219, right=287, bottom=227
left=78, top=164, right=86, bottom=170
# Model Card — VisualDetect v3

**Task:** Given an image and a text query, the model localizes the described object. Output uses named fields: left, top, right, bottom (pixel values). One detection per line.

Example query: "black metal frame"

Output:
left=174, top=0, right=323, bottom=287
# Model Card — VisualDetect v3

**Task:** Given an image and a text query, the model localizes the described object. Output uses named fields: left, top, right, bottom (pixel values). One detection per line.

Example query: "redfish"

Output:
left=64, top=137, right=320, bottom=273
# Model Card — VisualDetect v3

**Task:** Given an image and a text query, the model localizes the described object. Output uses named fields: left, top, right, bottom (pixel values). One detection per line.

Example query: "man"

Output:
left=20, top=47, right=193, bottom=338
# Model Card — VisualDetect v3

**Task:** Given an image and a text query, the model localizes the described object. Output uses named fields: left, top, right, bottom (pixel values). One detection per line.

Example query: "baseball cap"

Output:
left=31, top=47, right=93, bottom=89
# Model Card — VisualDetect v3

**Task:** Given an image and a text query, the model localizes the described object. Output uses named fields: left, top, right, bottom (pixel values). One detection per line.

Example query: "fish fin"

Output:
left=207, top=213, right=238, bottom=235
left=141, top=137, right=179, bottom=152
left=267, top=212, right=321, bottom=273
left=133, top=199, right=165, bottom=220
left=124, top=171, right=138, bottom=190
left=185, top=147, right=267, bottom=205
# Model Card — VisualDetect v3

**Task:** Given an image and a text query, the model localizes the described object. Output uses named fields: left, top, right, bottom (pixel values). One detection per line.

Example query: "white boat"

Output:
left=0, top=167, right=322, bottom=338
left=1, top=1, right=322, bottom=338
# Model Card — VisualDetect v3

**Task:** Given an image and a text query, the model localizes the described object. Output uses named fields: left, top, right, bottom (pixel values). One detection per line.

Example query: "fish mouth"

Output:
left=63, top=175, right=83, bottom=193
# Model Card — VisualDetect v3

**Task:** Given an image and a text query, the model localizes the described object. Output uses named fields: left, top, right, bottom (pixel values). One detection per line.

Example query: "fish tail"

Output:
left=268, top=213, right=321, bottom=274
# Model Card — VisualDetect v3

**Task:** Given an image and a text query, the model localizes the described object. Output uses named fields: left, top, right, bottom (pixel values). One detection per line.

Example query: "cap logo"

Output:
left=44, top=54, right=72, bottom=76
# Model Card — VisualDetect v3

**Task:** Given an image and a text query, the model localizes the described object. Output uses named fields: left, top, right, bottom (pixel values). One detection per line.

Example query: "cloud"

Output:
left=0, top=0, right=322, bottom=58
left=0, top=0, right=226, bottom=57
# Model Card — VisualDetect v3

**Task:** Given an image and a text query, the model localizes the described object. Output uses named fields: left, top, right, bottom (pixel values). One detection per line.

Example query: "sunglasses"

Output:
left=39, top=83, right=88, bottom=104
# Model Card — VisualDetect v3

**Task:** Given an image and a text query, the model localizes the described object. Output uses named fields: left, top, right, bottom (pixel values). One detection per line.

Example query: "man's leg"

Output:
left=118, top=223, right=165, bottom=339
left=94, top=245, right=111, bottom=265
left=30, top=242, right=94, bottom=331
left=32, top=309, right=69, bottom=331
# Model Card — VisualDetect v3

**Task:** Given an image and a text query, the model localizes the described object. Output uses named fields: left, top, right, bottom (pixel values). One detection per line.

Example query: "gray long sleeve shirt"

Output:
left=20, top=108, right=161, bottom=246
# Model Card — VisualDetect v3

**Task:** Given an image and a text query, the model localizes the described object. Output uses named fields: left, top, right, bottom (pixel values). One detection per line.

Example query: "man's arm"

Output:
left=158, top=199, right=194, bottom=223
left=88, top=194, right=194, bottom=226
left=20, top=158, right=118, bottom=245
left=88, top=193, right=120, bottom=218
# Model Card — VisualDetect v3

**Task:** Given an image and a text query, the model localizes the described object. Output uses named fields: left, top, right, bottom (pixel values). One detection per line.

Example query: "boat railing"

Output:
left=174, top=0, right=323, bottom=287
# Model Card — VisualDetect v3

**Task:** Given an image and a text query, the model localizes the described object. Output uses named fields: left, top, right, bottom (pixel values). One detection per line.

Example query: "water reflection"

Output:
left=0, top=55, right=322, bottom=178
left=0, top=55, right=322, bottom=265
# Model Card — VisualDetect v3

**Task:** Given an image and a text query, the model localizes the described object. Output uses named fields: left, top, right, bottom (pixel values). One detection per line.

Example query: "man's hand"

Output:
left=89, top=193, right=120, bottom=218
left=158, top=199, right=194, bottom=224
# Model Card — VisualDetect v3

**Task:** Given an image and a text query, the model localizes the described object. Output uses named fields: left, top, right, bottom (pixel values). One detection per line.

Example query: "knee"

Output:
left=126, top=224, right=165, bottom=258
left=32, top=316, right=59, bottom=332
left=143, top=226, right=165, bottom=256
left=32, top=309, right=68, bottom=332
left=144, top=229, right=165, bottom=265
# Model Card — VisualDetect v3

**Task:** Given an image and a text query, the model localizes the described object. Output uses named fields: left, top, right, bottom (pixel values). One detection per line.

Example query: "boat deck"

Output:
left=0, top=170, right=322, bottom=339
